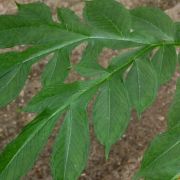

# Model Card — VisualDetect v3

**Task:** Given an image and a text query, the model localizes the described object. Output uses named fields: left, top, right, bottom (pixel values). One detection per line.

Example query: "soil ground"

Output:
left=0, top=0, right=180, bottom=180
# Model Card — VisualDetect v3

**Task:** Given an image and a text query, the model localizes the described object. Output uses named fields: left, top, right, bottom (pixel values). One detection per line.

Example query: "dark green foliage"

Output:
left=0, top=1, right=179, bottom=180
left=126, top=58, right=158, bottom=116
left=152, top=45, right=177, bottom=85
left=42, top=49, right=71, bottom=86
left=93, top=74, right=131, bottom=158
left=76, top=42, right=107, bottom=77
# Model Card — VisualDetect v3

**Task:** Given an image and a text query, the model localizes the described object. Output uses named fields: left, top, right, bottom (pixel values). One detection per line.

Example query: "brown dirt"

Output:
left=0, top=0, right=180, bottom=180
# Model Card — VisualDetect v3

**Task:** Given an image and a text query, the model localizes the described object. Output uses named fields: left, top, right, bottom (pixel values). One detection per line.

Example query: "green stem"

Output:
left=82, top=40, right=179, bottom=91
left=34, top=40, right=179, bottom=124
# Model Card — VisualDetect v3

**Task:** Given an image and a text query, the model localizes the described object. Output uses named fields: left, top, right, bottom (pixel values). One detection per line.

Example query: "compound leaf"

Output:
left=151, top=45, right=177, bottom=85
left=0, top=110, right=61, bottom=180
left=125, top=58, right=158, bottom=116
left=0, top=1, right=179, bottom=180
left=93, top=74, right=131, bottom=158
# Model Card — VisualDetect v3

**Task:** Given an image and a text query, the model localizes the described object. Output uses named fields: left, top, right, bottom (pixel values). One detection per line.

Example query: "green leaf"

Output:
left=42, top=48, right=71, bottom=86
left=0, top=110, right=61, bottom=180
left=168, top=79, right=180, bottom=129
left=0, top=77, right=98, bottom=180
left=135, top=124, right=180, bottom=180
left=84, top=0, right=131, bottom=37
left=15, top=2, right=53, bottom=23
left=0, top=63, right=30, bottom=107
left=0, top=2, right=88, bottom=48
left=125, top=58, right=158, bottom=116
left=57, top=8, right=90, bottom=35
left=0, top=46, right=48, bottom=107
left=0, top=47, right=43, bottom=77
left=0, top=1, right=179, bottom=180
left=82, top=0, right=144, bottom=48
left=0, top=1, right=143, bottom=50
left=0, top=3, right=52, bottom=47
left=0, top=1, right=142, bottom=94
left=93, top=74, right=131, bottom=158
left=0, top=2, right=55, bottom=47
left=0, top=1, right=145, bottom=90
left=0, top=47, right=46, bottom=107
left=130, top=7, right=175, bottom=42
left=151, top=45, right=177, bottom=85
left=51, top=99, right=90, bottom=180
left=0, top=42, right=85, bottom=84
left=76, top=41, right=108, bottom=77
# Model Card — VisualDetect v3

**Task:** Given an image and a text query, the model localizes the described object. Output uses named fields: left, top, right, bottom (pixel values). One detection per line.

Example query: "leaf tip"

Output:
left=105, top=145, right=111, bottom=160
left=136, top=110, right=142, bottom=120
